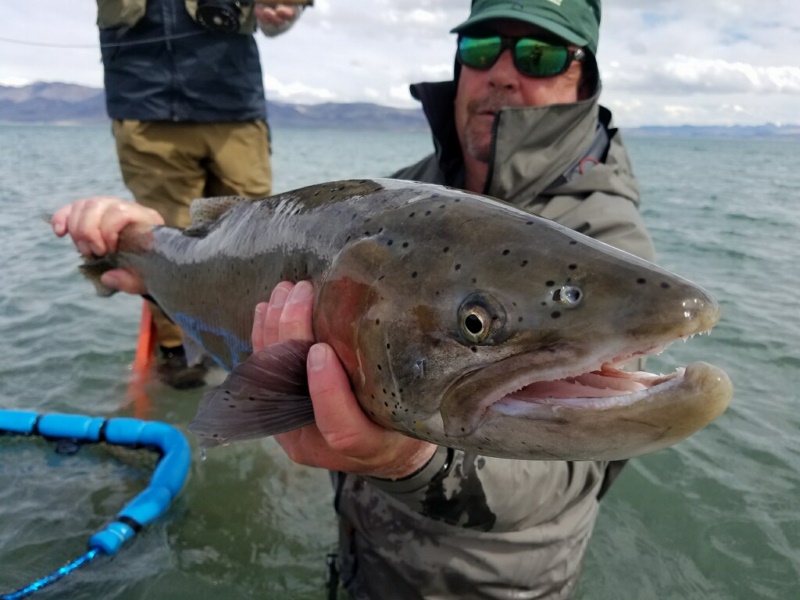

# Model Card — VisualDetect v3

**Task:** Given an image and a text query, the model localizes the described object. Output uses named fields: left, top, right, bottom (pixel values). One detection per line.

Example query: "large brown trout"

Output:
left=82, top=178, right=732, bottom=460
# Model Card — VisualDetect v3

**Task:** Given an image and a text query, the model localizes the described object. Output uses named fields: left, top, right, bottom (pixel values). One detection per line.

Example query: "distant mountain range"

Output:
left=2, top=82, right=798, bottom=137
left=0, top=82, right=428, bottom=131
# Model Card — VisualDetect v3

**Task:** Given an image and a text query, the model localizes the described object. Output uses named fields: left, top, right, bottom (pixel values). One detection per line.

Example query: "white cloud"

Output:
left=1, top=0, right=798, bottom=125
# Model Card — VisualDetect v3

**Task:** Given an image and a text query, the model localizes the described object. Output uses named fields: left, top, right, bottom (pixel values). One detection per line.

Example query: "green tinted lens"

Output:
left=514, top=39, right=570, bottom=77
left=458, top=36, right=503, bottom=69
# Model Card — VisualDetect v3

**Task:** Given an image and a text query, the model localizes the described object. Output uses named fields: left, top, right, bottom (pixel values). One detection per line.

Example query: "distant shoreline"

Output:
left=1, top=82, right=799, bottom=137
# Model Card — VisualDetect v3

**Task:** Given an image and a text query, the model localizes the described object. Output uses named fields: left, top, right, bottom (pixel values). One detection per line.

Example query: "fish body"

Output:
left=95, top=178, right=732, bottom=460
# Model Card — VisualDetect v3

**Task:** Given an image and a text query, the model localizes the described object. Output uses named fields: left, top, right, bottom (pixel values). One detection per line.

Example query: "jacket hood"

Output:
left=409, top=80, right=639, bottom=208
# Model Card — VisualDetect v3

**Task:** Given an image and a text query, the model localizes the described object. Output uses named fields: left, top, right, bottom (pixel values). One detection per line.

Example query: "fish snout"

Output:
left=680, top=293, right=721, bottom=334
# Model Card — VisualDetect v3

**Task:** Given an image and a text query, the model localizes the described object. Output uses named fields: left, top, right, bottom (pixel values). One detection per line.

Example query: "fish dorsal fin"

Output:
left=188, top=340, right=315, bottom=448
left=184, top=196, right=251, bottom=237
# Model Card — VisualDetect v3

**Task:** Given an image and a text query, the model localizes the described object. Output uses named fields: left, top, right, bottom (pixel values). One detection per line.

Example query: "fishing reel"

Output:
left=195, top=0, right=314, bottom=34
left=195, top=0, right=253, bottom=33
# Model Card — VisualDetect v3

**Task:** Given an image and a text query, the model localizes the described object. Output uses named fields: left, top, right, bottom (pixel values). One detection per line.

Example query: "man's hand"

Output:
left=51, top=197, right=163, bottom=295
left=253, top=281, right=438, bottom=480
left=254, top=4, right=302, bottom=36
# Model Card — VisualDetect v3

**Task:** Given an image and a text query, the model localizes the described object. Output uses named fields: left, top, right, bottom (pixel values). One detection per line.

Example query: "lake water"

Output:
left=0, top=124, right=798, bottom=599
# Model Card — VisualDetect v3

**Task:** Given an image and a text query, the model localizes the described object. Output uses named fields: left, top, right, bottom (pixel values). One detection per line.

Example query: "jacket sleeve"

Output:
left=366, top=448, right=606, bottom=532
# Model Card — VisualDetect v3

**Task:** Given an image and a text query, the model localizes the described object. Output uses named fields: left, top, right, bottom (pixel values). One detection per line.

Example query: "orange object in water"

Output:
left=130, top=301, right=156, bottom=417
left=133, top=301, right=157, bottom=375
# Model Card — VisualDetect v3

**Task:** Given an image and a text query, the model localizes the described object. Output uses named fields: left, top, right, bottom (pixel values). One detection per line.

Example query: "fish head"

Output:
left=316, top=186, right=732, bottom=460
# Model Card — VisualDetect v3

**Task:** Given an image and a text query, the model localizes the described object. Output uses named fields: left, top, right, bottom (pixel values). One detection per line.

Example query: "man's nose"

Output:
left=488, top=49, right=519, bottom=90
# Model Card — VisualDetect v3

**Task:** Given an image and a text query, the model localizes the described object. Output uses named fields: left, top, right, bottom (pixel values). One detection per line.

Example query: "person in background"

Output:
left=54, top=0, right=657, bottom=597
left=97, top=0, right=304, bottom=388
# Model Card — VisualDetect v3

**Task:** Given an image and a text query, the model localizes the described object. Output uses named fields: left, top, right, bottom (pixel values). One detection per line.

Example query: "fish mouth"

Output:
left=441, top=333, right=727, bottom=438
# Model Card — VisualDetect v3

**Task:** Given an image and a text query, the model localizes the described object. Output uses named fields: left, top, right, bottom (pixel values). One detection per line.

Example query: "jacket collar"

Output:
left=410, top=80, right=601, bottom=199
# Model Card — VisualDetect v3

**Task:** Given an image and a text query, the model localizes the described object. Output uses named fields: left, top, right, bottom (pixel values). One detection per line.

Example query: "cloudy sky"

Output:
left=1, top=0, right=798, bottom=127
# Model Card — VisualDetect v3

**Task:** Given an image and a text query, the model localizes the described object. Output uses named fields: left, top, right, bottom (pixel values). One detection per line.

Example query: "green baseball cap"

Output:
left=451, top=0, right=601, bottom=55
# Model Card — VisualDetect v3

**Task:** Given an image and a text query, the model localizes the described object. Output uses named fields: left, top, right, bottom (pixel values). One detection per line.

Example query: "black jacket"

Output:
left=99, top=0, right=265, bottom=122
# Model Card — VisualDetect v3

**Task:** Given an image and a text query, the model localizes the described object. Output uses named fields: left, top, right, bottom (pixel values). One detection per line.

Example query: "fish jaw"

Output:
left=470, top=361, right=732, bottom=460
left=432, top=344, right=733, bottom=461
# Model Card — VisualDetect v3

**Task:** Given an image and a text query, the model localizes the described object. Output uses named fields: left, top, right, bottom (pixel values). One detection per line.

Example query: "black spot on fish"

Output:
left=411, top=271, right=418, bottom=278
left=409, top=212, right=415, bottom=217
left=551, top=311, right=562, bottom=319
left=518, top=316, right=523, bottom=322
left=384, top=402, right=389, bottom=407
left=661, top=282, right=671, bottom=289
left=402, top=242, right=409, bottom=248
left=570, top=240, right=578, bottom=245
left=387, top=239, right=394, bottom=245
left=471, top=278, right=477, bottom=284
left=637, top=278, right=647, bottom=284
left=526, top=221, right=533, bottom=225
left=455, top=264, right=462, bottom=271
left=377, top=364, right=382, bottom=371
left=386, top=343, right=391, bottom=349
left=425, top=210, right=431, bottom=216
left=568, top=264, right=577, bottom=270
left=443, top=246, right=449, bottom=253
left=502, top=249, right=510, bottom=255
left=520, top=260, right=528, bottom=267
left=375, top=318, right=380, bottom=325
left=546, top=280, right=555, bottom=287
left=470, top=346, right=477, bottom=353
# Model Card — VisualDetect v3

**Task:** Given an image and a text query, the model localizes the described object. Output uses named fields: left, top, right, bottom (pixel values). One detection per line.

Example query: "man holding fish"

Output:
left=52, top=1, right=732, bottom=598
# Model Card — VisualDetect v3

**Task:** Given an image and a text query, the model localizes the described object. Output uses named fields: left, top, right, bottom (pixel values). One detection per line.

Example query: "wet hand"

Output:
left=51, top=197, right=163, bottom=295
left=252, top=281, right=438, bottom=480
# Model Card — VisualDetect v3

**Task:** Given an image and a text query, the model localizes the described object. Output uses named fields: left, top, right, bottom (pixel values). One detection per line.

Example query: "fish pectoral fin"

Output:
left=188, top=339, right=315, bottom=448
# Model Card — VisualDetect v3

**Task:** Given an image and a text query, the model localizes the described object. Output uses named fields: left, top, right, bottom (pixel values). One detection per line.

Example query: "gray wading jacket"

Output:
left=333, top=80, right=656, bottom=600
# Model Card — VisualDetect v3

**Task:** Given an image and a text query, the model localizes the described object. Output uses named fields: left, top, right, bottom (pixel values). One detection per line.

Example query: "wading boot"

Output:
left=156, top=345, right=208, bottom=389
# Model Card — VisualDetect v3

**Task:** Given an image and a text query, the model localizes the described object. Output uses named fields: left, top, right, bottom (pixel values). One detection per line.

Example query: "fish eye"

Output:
left=462, top=307, right=490, bottom=342
left=553, top=285, right=583, bottom=307
left=458, top=293, right=507, bottom=344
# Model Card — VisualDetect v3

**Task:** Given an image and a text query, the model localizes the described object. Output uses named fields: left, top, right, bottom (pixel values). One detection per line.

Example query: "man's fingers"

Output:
left=252, top=302, right=269, bottom=351
left=67, top=200, right=107, bottom=256
left=100, top=269, right=146, bottom=295
left=263, top=282, right=294, bottom=346
left=306, top=343, right=381, bottom=457
left=51, top=205, right=73, bottom=237
left=277, top=280, right=314, bottom=343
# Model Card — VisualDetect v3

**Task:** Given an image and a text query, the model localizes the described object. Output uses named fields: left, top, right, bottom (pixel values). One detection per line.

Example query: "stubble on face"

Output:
left=458, top=90, right=525, bottom=163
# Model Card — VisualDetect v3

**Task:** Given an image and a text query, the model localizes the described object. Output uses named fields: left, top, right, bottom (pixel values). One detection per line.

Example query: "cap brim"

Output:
left=450, top=10, right=589, bottom=49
